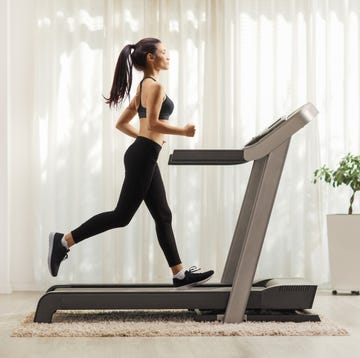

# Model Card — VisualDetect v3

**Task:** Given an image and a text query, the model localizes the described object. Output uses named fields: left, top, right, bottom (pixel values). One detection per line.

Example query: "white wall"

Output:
left=0, top=0, right=10, bottom=293
left=0, top=0, right=36, bottom=292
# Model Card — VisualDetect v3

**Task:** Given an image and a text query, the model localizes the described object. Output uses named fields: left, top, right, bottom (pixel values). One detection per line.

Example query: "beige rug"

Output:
left=12, top=310, right=349, bottom=337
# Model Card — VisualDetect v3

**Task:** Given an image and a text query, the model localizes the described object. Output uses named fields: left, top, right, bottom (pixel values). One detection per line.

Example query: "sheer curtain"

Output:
left=2, top=0, right=360, bottom=292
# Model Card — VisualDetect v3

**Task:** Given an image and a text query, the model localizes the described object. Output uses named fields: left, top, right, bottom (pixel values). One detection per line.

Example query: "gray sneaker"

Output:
left=48, top=232, right=69, bottom=277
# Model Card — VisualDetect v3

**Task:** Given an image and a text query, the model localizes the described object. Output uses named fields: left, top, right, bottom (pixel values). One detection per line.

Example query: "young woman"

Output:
left=48, top=37, right=214, bottom=289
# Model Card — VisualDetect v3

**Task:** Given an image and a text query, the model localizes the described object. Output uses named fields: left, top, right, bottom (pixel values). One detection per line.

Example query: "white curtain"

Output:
left=2, top=0, right=360, bottom=292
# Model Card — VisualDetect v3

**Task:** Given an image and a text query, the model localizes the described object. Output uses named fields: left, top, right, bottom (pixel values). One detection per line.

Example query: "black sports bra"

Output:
left=137, top=77, right=174, bottom=120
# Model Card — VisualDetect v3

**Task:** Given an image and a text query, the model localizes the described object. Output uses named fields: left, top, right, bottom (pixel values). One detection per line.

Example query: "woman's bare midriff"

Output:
left=138, top=119, right=165, bottom=146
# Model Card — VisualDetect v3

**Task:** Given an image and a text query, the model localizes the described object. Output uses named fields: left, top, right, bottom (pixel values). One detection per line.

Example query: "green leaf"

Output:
left=313, top=153, right=360, bottom=214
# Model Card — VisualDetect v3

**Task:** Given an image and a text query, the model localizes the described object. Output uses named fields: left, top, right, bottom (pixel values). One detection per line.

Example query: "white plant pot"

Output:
left=327, top=214, right=360, bottom=292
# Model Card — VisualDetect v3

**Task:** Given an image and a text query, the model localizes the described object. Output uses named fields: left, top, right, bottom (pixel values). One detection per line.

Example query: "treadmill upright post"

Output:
left=223, top=139, right=290, bottom=323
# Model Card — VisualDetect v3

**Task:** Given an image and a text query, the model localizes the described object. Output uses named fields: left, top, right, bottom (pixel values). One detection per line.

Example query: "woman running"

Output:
left=48, top=37, right=214, bottom=289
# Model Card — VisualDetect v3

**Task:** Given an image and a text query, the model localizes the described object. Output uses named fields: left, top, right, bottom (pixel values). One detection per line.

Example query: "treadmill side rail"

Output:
left=34, top=286, right=231, bottom=323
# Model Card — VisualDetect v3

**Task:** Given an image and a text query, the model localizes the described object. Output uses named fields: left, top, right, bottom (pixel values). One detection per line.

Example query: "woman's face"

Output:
left=152, top=43, right=170, bottom=71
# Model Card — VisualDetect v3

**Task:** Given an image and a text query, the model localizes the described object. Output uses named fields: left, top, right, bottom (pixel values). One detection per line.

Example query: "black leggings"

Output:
left=71, top=136, right=182, bottom=267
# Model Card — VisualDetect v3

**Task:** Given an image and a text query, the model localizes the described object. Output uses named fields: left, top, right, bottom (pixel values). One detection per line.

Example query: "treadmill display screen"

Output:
left=244, top=116, right=286, bottom=146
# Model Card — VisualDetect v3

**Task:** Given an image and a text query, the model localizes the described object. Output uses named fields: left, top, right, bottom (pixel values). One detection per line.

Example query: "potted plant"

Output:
left=313, top=153, right=360, bottom=295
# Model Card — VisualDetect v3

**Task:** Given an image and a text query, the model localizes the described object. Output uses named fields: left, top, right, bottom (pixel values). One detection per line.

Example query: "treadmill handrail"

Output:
left=168, top=149, right=246, bottom=165
left=168, top=103, right=318, bottom=165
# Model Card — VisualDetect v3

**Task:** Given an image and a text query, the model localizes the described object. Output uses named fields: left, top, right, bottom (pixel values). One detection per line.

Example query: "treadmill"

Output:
left=34, top=102, right=320, bottom=324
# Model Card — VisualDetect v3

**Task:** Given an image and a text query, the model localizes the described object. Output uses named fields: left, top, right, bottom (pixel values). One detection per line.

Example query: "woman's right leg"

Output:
left=48, top=138, right=160, bottom=276
left=68, top=175, right=143, bottom=243
left=63, top=170, right=144, bottom=246
left=70, top=140, right=159, bottom=244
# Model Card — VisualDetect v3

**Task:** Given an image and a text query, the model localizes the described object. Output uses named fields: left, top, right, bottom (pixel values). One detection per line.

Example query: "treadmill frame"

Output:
left=34, top=103, right=319, bottom=324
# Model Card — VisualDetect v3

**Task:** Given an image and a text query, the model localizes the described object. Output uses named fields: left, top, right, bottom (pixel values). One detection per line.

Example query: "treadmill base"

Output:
left=194, top=309, right=320, bottom=322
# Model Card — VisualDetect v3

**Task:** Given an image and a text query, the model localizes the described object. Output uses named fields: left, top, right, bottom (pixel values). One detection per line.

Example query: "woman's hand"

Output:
left=183, top=124, right=196, bottom=137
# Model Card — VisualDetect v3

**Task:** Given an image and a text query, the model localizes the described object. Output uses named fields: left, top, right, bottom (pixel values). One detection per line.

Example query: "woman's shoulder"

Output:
left=142, top=77, right=163, bottom=89
left=142, top=79, right=164, bottom=97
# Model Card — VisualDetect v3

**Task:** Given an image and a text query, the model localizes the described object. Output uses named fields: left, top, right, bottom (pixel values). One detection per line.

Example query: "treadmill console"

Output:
left=245, top=116, right=287, bottom=147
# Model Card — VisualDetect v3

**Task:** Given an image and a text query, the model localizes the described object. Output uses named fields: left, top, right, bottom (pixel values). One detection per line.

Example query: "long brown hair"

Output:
left=104, top=38, right=161, bottom=108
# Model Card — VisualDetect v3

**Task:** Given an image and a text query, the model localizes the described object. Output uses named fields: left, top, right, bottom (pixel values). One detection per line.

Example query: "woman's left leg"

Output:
left=144, top=163, right=182, bottom=269
left=144, top=166, right=214, bottom=288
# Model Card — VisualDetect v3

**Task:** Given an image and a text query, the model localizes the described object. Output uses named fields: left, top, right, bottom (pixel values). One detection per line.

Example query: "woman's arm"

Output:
left=147, top=83, right=195, bottom=137
left=115, top=97, right=139, bottom=138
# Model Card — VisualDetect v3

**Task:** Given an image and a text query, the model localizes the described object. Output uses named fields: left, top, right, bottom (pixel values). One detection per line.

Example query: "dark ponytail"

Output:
left=104, top=38, right=161, bottom=108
